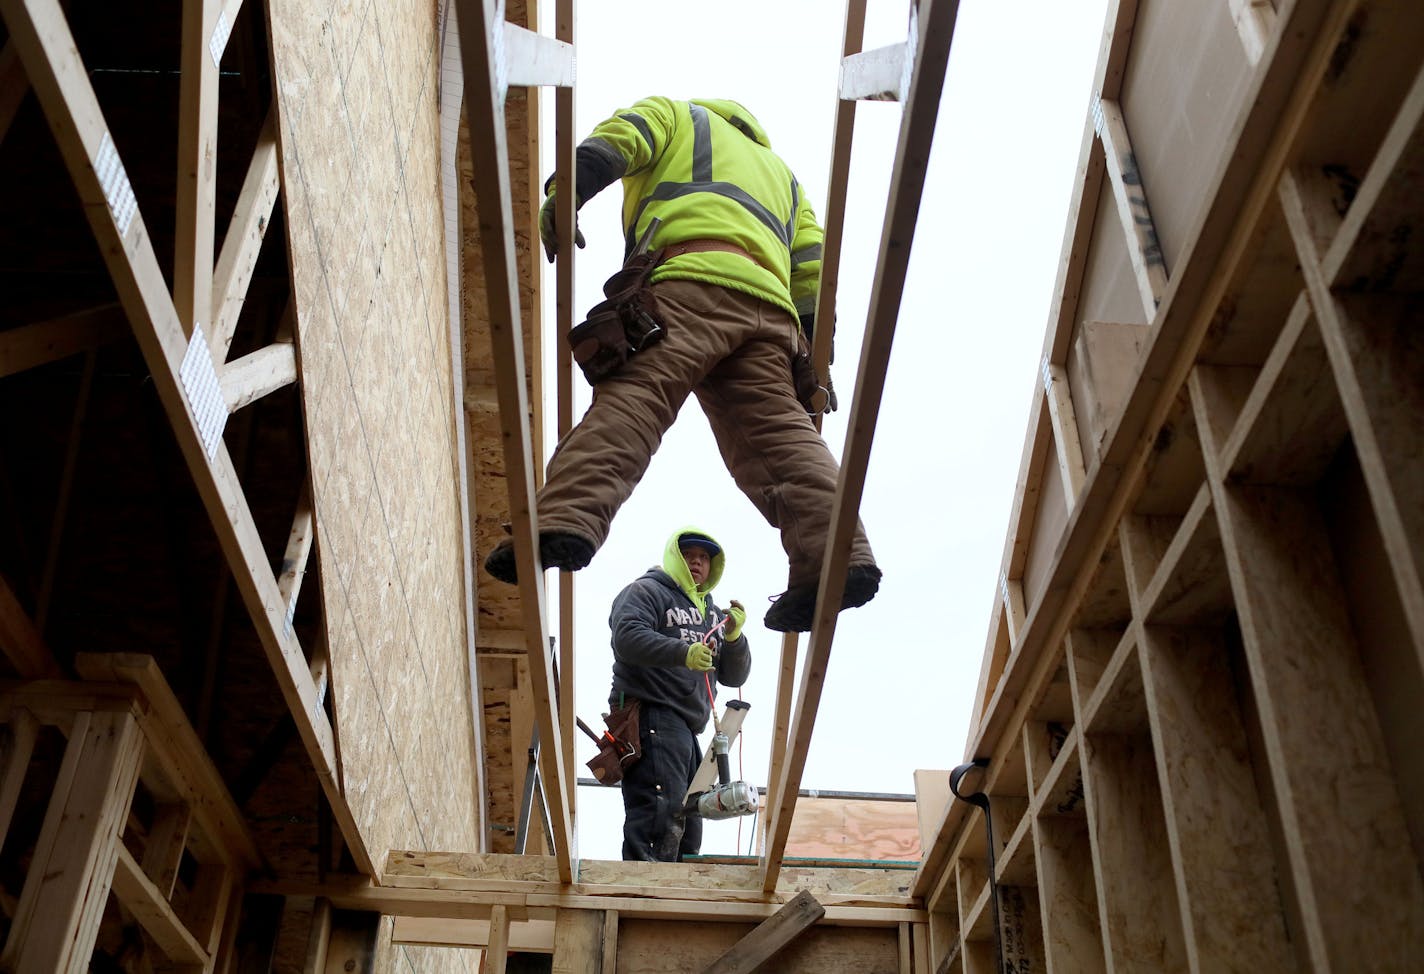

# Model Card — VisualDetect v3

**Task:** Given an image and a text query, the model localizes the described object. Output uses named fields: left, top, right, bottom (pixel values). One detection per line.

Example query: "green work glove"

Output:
left=538, top=190, right=585, bottom=263
left=725, top=601, right=746, bottom=641
left=684, top=642, right=714, bottom=672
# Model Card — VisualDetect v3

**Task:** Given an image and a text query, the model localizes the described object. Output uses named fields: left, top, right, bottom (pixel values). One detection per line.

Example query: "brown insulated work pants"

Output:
left=537, top=278, right=875, bottom=586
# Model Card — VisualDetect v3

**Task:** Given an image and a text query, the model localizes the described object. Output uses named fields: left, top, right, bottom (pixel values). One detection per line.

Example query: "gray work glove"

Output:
left=539, top=189, right=585, bottom=263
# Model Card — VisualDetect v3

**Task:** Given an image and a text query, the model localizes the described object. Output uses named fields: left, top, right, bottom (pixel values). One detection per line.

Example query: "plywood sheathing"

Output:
left=269, top=0, right=479, bottom=875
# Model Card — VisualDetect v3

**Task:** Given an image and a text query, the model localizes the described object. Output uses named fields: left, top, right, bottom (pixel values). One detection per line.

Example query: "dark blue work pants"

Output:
left=621, top=702, right=703, bottom=861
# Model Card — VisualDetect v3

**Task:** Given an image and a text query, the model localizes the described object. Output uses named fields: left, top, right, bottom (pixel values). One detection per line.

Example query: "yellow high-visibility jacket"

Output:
left=576, top=96, right=824, bottom=323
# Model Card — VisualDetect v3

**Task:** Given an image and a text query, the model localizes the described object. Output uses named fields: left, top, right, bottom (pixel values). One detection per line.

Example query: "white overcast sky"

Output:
left=532, top=0, right=1110, bottom=859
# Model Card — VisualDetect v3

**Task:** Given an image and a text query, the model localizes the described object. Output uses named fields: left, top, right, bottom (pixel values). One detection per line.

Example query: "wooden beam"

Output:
left=0, top=709, right=38, bottom=850
left=382, top=852, right=913, bottom=902
left=255, top=877, right=924, bottom=926
left=0, top=303, right=127, bottom=378
left=0, top=0, right=364, bottom=873
left=1042, top=359, right=1087, bottom=506
left=553, top=0, right=579, bottom=821
left=551, top=907, right=601, bottom=974
left=220, top=339, right=296, bottom=411
left=762, top=632, right=798, bottom=832
left=811, top=0, right=868, bottom=394
left=140, top=802, right=193, bottom=900
left=502, top=24, right=574, bottom=88
left=703, top=889, right=825, bottom=973
left=174, top=0, right=223, bottom=340
left=211, top=107, right=279, bottom=362
left=839, top=42, right=908, bottom=102
left=2, top=710, right=145, bottom=973
left=762, top=0, right=960, bottom=892
left=602, top=909, right=619, bottom=972
left=1093, top=96, right=1168, bottom=317
left=111, top=843, right=210, bottom=967
left=486, top=903, right=511, bottom=974
left=0, top=573, right=62, bottom=678
left=455, top=0, right=575, bottom=880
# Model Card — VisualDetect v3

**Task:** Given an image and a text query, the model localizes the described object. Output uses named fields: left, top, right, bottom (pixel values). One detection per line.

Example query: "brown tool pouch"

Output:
left=586, top=699, right=642, bottom=785
left=567, top=251, right=667, bottom=385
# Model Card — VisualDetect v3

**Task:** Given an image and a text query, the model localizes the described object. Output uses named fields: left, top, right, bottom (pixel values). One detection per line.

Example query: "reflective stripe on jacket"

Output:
left=583, top=96, right=824, bottom=320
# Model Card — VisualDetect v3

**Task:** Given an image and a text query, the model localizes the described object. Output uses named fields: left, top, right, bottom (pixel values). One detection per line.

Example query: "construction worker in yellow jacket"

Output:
left=485, top=96, right=879, bottom=632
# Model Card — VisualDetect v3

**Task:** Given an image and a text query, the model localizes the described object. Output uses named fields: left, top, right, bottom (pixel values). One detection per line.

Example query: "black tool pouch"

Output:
left=567, top=250, right=666, bottom=385
left=791, top=335, right=830, bottom=416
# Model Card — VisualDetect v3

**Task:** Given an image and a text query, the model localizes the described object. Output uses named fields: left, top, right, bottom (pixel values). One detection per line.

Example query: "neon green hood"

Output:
left=662, top=526, right=726, bottom=619
left=688, top=98, right=772, bottom=149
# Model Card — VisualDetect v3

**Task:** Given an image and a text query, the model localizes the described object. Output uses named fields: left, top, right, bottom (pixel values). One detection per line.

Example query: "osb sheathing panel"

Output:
left=1120, top=0, right=1254, bottom=270
left=269, top=0, right=480, bottom=875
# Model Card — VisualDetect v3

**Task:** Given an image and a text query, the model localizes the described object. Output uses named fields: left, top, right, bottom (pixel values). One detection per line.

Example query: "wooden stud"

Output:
left=110, top=843, right=209, bottom=966
left=551, top=907, right=601, bottom=974
left=211, top=107, right=279, bottom=362
left=275, top=482, right=315, bottom=643
left=220, top=340, right=297, bottom=411
left=456, top=0, right=575, bottom=879
left=762, top=0, right=960, bottom=892
left=140, top=802, right=193, bottom=900
left=761, top=632, right=798, bottom=827
left=602, top=909, right=619, bottom=973
left=0, top=303, right=127, bottom=378
left=553, top=0, right=578, bottom=811
left=703, top=889, right=825, bottom=974
left=174, top=0, right=222, bottom=342
left=486, top=903, right=511, bottom=974
left=1043, top=360, right=1088, bottom=506
left=3, top=710, right=145, bottom=973
left=898, top=921, right=911, bottom=974
left=1002, top=576, right=1027, bottom=648
left=1093, top=97, right=1168, bottom=317
left=0, top=709, right=38, bottom=851
left=811, top=0, right=869, bottom=391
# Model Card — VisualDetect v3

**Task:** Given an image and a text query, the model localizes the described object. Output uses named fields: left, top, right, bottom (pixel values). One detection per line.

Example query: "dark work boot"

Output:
left=483, top=532, right=596, bottom=584
left=763, top=563, right=882, bottom=632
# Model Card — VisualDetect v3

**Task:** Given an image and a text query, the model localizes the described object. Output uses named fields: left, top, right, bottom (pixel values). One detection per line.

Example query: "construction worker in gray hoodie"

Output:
left=608, top=528, right=751, bottom=861
left=483, top=95, right=880, bottom=632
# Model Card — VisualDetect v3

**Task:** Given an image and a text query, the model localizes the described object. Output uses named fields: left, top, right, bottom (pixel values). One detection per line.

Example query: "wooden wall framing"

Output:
left=916, top=0, right=1424, bottom=970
